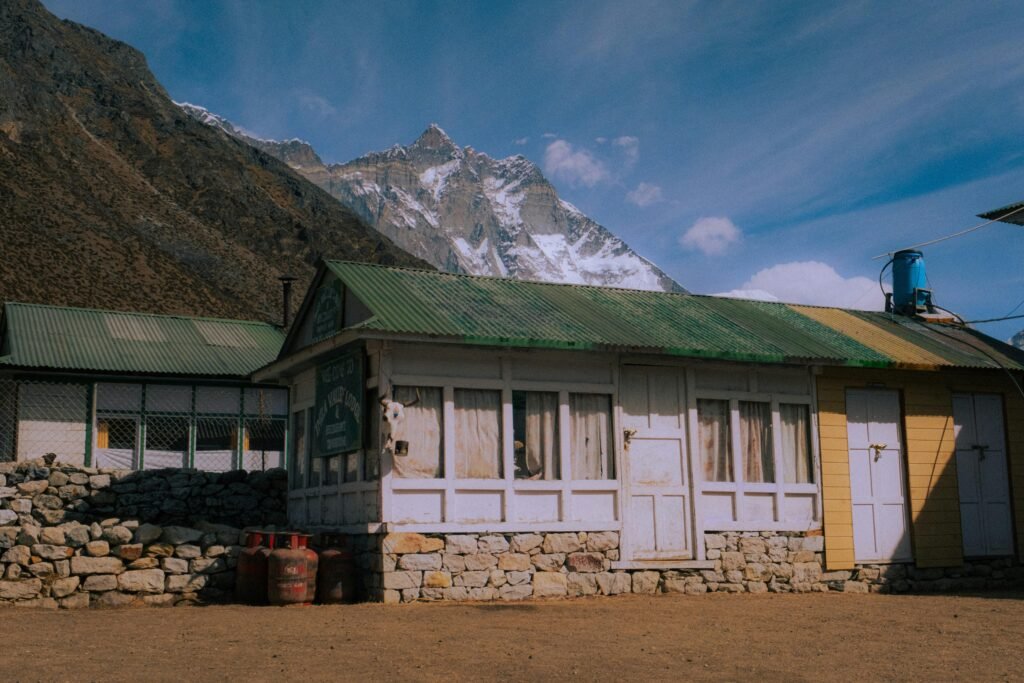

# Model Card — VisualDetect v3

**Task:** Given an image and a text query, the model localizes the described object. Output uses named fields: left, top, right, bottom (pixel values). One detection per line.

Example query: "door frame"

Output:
left=847, top=387, right=914, bottom=564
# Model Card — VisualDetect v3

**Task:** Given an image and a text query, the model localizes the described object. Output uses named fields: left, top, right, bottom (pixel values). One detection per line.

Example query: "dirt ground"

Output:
left=5, top=592, right=1024, bottom=682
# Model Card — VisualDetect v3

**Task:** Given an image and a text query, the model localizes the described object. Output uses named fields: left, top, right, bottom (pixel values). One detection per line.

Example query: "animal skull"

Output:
left=380, top=388, right=420, bottom=451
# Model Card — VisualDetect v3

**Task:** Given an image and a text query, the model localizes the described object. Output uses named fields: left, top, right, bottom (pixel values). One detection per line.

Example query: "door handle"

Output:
left=869, top=443, right=887, bottom=461
left=972, top=444, right=989, bottom=460
left=623, top=428, right=637, bottom=452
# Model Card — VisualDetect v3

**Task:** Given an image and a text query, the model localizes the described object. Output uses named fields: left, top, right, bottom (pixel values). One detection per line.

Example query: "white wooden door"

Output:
left=953, top=393, right=1014, bottom=557
left=846, top=389, right=912, bottom=563
left=620, top=367, right=691, bottom=560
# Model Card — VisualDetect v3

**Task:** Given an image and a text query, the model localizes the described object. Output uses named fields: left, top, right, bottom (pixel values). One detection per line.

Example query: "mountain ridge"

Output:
left=179, top=109, right=685, bottom=293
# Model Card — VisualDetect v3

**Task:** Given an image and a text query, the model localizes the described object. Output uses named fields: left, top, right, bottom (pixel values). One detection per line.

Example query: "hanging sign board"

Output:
left=312, top=348, right=364, bottom=458
left=311, top=280, right=342, bottom=343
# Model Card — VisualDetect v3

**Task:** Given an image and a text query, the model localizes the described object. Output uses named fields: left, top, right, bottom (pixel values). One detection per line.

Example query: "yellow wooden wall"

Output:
left=816, top=367, right=1024, bottom=570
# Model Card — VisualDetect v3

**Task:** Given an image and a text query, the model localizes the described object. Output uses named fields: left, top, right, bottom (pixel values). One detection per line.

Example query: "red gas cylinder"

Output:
left=299, top=534, right=318, bottom=604
left=268, top=532, right=309, bottom=606
left=317, top=534, right=357, bottom=604
left=235, top=530, right=273, bottom=605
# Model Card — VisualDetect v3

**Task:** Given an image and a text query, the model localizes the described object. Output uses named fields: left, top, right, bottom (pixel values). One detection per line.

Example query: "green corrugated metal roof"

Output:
left=1, top=303, right=285, bottom=378
left=321, top=260, right=1024, bottom=372
left=978, top=199, right=1024, bottom=226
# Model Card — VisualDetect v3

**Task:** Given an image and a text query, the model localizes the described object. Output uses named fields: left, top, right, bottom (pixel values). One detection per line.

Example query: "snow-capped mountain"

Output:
left=178, top=106, right=684, bottom=292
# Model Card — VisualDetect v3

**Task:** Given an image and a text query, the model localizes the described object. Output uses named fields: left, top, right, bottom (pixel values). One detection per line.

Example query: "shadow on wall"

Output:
left=5, top=460, right=289, bottom=529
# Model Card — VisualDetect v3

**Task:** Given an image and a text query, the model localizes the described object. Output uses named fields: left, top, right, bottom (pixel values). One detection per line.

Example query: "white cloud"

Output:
left=543, top=140, right=610, bottom=187
left=717, top=261, right=886, bottom=310
left=626, top=182, right=663, bottom=207
left=595, top=136, right=607, bottom=144
left=513, top=137, right=529, bottom=145
left=679, top=216, right=741, bottom=255
left=613, top=135, right=639, bottom=167
left=541, top=132, right=558, bottom=139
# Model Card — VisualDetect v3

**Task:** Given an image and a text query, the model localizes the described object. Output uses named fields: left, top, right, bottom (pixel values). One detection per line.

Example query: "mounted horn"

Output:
left=401, top=388, right=421, bottom=408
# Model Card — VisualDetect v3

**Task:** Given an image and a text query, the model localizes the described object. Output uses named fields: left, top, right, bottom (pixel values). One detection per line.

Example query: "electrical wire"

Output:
left=871, top=203, right=1024, bottom=260
left=911, top=320, right=1024, bottom=404
left=961, top=312, right=1024, bottom=325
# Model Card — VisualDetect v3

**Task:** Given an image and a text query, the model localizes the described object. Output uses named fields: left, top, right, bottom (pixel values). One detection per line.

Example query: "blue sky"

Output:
left=45, top=0, right=1024, bottom=340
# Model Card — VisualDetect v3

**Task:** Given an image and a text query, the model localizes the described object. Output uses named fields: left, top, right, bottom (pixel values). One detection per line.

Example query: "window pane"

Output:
left=781, top=403, right=814, bottom=483
left=740, top=401, right=774, bottom=483
left=513, top=391, right=560, bottom=480
left=454, top=389, right=502, bottom=479
left=344, top=452, right=359, bottom=483
left=325, top=454, right=341, bottom=485
left=146, top=385, right=191, bottom=413
left=195, top=386, right=240, bottom=414
left=392, top=386, right=444, bottom=478
left=144, top=416, right=188, bottom=469
left=290, top=410, right=307, bottom=490
left=570, top=393, right=614, bottom=480
left=194, top=417, right=236, bottom=472
left=95, top=416, right=138, bottom=469
left=697, top=399, right=733, bottom=482
left=244, top=418, right=285, bottom=471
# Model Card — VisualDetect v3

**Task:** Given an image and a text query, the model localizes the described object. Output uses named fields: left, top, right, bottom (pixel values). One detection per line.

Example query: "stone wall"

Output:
left=0, top=459, right=287, bottom=608
left=355, top=530, right=1023, bottom=603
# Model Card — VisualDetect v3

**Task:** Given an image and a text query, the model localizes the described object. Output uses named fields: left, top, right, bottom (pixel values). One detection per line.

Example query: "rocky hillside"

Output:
left=0, top=0, right=425, bottom=323
left=180, top=109, right=684, bottom=292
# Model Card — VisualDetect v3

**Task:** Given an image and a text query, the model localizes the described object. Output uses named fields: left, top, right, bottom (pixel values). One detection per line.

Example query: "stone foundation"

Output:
left=349, top=530, right=1024, bottom=602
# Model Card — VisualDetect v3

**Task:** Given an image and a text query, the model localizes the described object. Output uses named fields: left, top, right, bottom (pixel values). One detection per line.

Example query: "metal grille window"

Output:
left=243, top=418, right=285, bottom=471
left=95, top=416, right=139, bottom=469
left=194, top=417, right=237, bottom=472
left=144, top=416, right=189, bottom=469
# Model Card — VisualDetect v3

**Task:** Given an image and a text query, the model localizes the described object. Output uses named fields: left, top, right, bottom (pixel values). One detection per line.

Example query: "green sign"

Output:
left=312, top=281, right=342, bottom=342
left=312, top=349, right=364, bottom=458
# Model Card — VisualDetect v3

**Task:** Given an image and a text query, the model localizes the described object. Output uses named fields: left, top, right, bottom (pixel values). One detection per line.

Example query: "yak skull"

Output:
left=380, top=389, right=420, bottom=451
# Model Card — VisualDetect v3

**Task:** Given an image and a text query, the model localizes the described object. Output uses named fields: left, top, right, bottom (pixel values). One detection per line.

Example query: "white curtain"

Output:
left=522, top=392, right=559, bottom=479
left=570, top=394, right=612, bottom=480
left=698, top=399, right=732, bottom=482
left=780, top=403, right=813, bottom=483
left=740, top=401, right=774, bottom=483
left=393, top=386, right=443, bottom=478
left=455, top=389, right=502, bottom=478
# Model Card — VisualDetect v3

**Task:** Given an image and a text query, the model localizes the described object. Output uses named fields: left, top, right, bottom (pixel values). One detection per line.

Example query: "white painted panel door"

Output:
left=953, top=393, right=1014, bottom=557
left=847, top=389, right=912, bottom=563
left=620, top=367, right=691, bottom=560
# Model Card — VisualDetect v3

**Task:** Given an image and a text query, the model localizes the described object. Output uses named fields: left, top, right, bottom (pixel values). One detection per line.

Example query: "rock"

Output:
left=54, top=560, right=70, bottom=577
left=15, top=597, right=59, bottom=609
left=586, top=531, right=618, bottom=552
left=2, top=545, right=31, bottom=566
left=382, top=533, right=444, bottom=554
left=0, top=510, right=17, bottom=526
left=747, top=581, right=768, bottom=593
left=93, top=591, right=136, bottom=608
left=18, top=525, right=41, bottom=545
left=744, top=563, right=772, bottom=581
left=739, top=537, right=767, bottom=555
left=721, top=552, right=746, bottom=571
left=60, top=592, right=90, bottom=609
left=70, top=556, right=124, bottom=575
left=499, top=584, right=533, bottom=601
left=9, top=498, right=30, bottom=514
left=133, top=523, right=163, bottom=545
left=821, top=570, right=852, bottom=582
left=51, top=576, right=80, bottom=598
left=174, top=544, right=202, bottom=560
left=382, top=590, right=402, bottom=604
left=510, top=533, right=543, bottom=553
left=48, top=471, right=70, bottom=487
left=488, top=569, right=507, bottom=588
left=423, top=571, right=452, bottom=588
left=705, top=534, right=726, bottom=550
left=507, top=570, right=532, bottom=585
left=442, top=553, right=466, bottom=572
left=0, top=578, right=42, bottom=599
left=39, top=527, right=65, bottom=545
left=443, top=587, right=469, bottom=601
left=27, top=562, right=55, bottom=578
left=792, top=562, right=822, bottom=584
left=467, top=587, right=497, bottom=601
left=68, top=473, right=90, bottom=485
left=145, top=543, right=175, bottom=558
left=382, top=571, right=422, bottom=590
left=33, top=494, right=63, bottom=510
left=142, top=594, right=177, bottom=607
left=4, top=564, right=21, bottom=579
left=0, top=527, right=17, bottom=549
left=129, top=557, right=160, bottom=570
left=162, top=558, right=189, bottom=574
left=118, top=569, right=165, bottom=593
left=464, top=554, right=498, bottom=571
left=398, top=553, right=442, bottom=571
left=542, top=533, right=582, bottom=554
left=497, top=553, right=531, bottom=571
left=89, top=523, right=103, bottom=541
left=85, top=540, right=110, bottom=557
left=843, top=581, right=869, bottom=593
left=477, top=535, right=509, bottom=553
left=62, top=524, right=90, bottom=547
left=58, top=484, right=89, bottom=500
left=533, top=571, right=568, bottom=598
left=82, top=574, right=119, bottom=591
left=458, top=571, right=489, bottom=588
left=190, top=557, right=226, bottom=574
left=566, top=552, right=604, bottom=573
left=204, top=545, right=227, bottom=558
left=165, top=573, right=207, bottom=593
left=118, top=544, right=144, bottom=561
left=632, top=571, right=660, bottom=594
left=0, top=486, right=15, bottom=499
left=102, top=526, right=134, bottom=546
left=160, top=526, right=204, bottom=545
left=596, top=572, right=632, bottom=595
left=567, top=572, right=598, bottom=596
left=802, top=535, right=825, bottom=552
left=531, top=553, right=565, bottom=572
left=89, top=475, right=111, bottom=489
left=17, top=480, right=48, bottom=495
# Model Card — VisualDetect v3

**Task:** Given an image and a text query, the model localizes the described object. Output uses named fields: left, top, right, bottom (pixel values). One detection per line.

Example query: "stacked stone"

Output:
left=0, top=460, right=285, bottom=609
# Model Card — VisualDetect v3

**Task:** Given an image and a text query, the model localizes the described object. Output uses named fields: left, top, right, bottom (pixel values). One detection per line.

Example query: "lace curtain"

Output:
left=455, top=389, right=502, bottom=478
left=697, top=399, right=732, bottom=482
left=570, top=393, right=613, bottom=479
left=780, top=403, right=813, bottom=483
left=517, top=392, right=559, bottom=480
left=740, top=401, right=774, bottom=482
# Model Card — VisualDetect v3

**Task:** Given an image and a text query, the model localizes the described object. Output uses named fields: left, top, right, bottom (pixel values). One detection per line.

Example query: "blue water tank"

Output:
left=892, top=249, right=929, bottom=313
